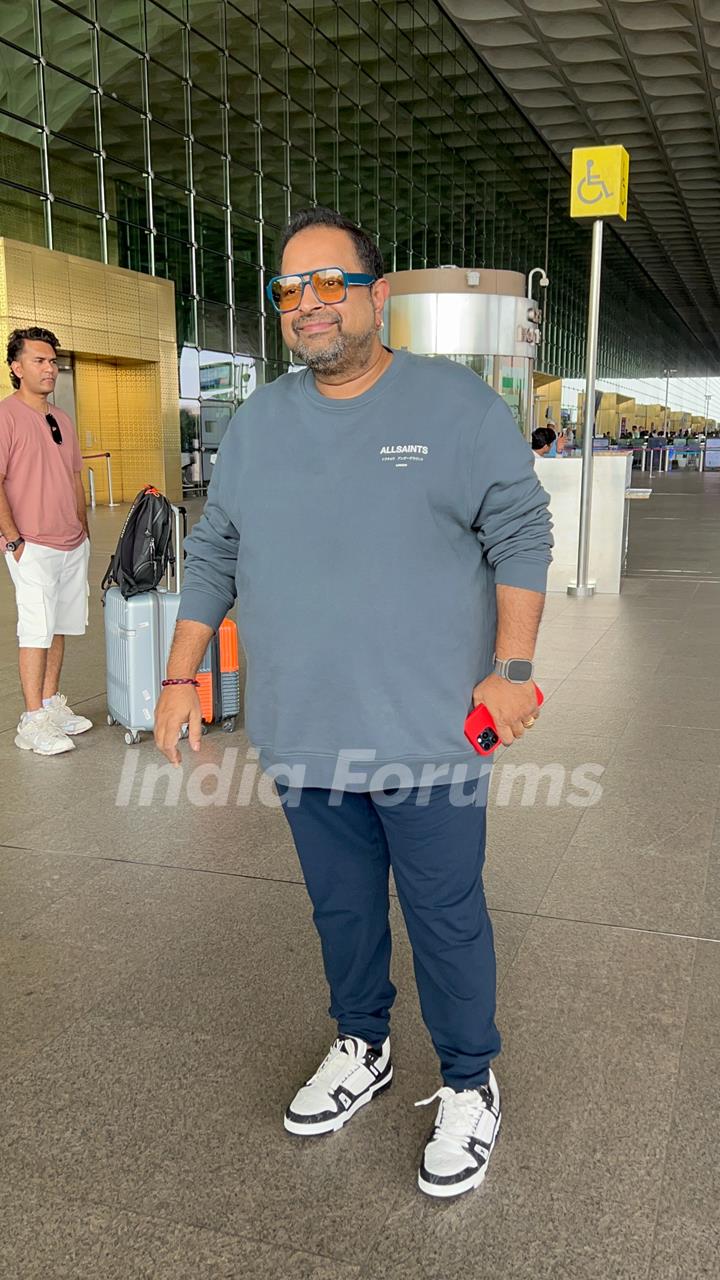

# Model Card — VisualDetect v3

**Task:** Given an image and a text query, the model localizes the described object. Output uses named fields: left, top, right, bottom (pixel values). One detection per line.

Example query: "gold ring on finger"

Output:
left=523, top=717, right=536, bottom=728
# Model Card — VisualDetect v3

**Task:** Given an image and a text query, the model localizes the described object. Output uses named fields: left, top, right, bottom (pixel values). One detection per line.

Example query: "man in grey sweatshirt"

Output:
left=156, top=206, right=552, bottom=1199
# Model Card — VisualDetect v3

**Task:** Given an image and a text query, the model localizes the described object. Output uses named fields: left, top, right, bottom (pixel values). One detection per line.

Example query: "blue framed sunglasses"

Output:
left=266, top=266, right=376, bottom=314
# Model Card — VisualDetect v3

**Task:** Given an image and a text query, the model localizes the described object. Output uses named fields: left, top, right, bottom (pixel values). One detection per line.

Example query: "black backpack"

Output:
left=102, top=486, right=176, bottom=600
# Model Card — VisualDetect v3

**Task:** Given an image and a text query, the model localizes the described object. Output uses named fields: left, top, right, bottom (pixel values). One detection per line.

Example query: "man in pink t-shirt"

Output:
left=1, top=327, right=94, bottom=755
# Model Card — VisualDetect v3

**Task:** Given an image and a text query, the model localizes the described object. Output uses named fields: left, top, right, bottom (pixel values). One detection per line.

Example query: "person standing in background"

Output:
left=0, top=327, right=93, bottom=755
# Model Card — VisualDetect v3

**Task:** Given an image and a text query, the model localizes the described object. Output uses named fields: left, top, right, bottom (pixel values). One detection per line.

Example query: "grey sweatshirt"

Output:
left=178, top=350, right=553, bottom=789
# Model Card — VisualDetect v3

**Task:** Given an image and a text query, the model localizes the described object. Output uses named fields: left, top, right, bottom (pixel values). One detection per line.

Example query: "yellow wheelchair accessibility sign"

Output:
left=570, top=145, right=629, bottom=221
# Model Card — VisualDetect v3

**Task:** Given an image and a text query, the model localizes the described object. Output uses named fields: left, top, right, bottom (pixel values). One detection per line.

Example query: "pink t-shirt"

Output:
left=0, top=394, right=85, bottom=551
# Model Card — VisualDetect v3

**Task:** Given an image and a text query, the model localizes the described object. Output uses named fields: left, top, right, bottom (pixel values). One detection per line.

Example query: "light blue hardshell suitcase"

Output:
left=104, top=504, right=185, bottom=745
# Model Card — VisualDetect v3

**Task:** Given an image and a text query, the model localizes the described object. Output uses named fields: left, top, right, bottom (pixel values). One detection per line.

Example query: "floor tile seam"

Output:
left=0, top=843, right=111, bottom=863
left=95, top=854, right=308, bottom=888
left=0, top=848, right=306, bottom=889
left=0, top=1174, right=130, bottom=1225
left=495, top=914, right=535, bottom=996
left=640, top=936, right=700, bottom=1280
left=524, top=908, right=720, bottom=946
left=94, top=1191, right=365, bottom=1268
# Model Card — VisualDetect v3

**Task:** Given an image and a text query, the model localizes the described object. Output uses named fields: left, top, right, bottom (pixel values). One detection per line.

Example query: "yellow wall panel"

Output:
left=139, top=337, right=160, bottom=361
left=3, top=245, right=36, bottom=318
left=156, top=282, right=176, bottom=343
left=104, top=270, right=140, bottom=336
left=31, top=251, right=72, bottom=333
left=74, top=357, right=100, bottom=447
left=138, top=278, right=159, bottom=338
left=69, top=262, right=108, bottom=335
left=72, top=327, right=114, bottom=358
left=0, top=238, right=180, bottom=503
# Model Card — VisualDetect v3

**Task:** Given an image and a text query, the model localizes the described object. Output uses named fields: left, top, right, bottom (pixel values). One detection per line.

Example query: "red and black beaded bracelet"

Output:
left=161, top=678, right=200, bottom=687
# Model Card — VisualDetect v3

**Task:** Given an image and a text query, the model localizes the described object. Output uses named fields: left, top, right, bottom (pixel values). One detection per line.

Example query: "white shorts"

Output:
left=5, top=539, right=90, bottom=648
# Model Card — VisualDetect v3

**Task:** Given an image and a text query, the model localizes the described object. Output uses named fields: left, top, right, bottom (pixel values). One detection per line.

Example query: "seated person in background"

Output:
left=531, top=427, right=553, bottom=455
left=532, top=425, right=567, bottom=457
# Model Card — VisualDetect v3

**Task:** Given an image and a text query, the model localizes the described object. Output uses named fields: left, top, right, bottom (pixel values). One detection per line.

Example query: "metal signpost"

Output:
left=568, top=145, right=630, bottom=598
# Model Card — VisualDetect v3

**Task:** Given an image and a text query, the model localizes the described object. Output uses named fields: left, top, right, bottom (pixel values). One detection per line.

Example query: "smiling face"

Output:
left=11, top=339, right=59, bottom=396
left=278, top=225, right=388, bottom=378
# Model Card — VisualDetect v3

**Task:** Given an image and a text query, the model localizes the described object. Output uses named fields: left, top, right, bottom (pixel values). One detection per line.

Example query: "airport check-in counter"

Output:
left=534, top=452, right=634, bottom=593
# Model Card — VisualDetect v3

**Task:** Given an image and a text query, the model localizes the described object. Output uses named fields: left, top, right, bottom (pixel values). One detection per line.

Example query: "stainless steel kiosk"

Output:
left=384, top=267, right=541, bottom=435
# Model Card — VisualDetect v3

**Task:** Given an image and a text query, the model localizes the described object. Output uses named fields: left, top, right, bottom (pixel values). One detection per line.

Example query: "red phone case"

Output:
left=464, top=683, right=544, bottom=756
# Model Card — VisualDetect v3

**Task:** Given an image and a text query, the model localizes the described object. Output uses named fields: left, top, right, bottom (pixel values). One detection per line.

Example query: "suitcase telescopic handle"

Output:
left=170, top=504, right=187, bottom=592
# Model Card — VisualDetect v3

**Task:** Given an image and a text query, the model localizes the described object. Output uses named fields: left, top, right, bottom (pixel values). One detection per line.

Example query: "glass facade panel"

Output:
left=109, top=216, right=151, bottom=273
left=150, top=118, right=189, bottom=188
left=0, top=0, right=712, bottom=467
left=146, top=3, right=186, bottom=74
left=52, top=200, right=103, bottom=259
left=148, top=60, right=187, bottom=132
left=40, top=0, right=94, bottom=82
left=97, top=0, right=146, bottom=52
left=98, top=32, right=145, bottom=107
left=47, top=133, right=99, bottom=207
left=101, top=98, right=146, bottom=166
left=0, top=43, right=41, bottom=123
left=0, top=115, right=44, bottom=192
left=0, top=183, right=46, bottom=245
left=44, top=67, right=96, bottom=147
left=189, top=29, right=226, bottom=98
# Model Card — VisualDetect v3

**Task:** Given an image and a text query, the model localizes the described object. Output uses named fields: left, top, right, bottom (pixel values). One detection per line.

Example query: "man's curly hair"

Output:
left=7, top=327, right=60, bottom=389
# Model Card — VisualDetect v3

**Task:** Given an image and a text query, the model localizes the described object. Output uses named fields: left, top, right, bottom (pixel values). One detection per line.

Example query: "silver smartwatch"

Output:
left=493, top=657, right=534, bottom=684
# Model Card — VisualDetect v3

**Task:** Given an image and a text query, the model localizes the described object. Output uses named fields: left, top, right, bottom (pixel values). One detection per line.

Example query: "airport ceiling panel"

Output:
left=442, top=0, right=720, bottom=359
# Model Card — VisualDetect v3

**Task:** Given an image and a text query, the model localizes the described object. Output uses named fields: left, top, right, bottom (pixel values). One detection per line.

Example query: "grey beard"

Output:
left=292, top=325, right=375, bottom=375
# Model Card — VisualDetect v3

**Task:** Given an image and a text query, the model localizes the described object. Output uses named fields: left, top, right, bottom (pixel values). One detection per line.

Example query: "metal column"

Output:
left=568, top=218, right=603, bottom=598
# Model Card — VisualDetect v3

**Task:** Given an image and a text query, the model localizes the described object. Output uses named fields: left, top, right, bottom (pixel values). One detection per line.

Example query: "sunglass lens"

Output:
left=312, top=270, right=346, bottom=302
left=46, top=414, right=63, bottom=444
left=272, top=276, right=303, bottom=312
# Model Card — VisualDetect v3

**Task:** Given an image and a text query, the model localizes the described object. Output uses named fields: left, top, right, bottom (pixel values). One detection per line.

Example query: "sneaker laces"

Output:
left=48, top=694, right=68, bottom=709
left=415, top=1085, right=494, bottom=1141
left=22, top=710, right=69, bottom=740
left=308, top=1036, right=368, bottom=1088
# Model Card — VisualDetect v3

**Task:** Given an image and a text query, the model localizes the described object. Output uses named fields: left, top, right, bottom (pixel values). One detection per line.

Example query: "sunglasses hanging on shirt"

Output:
left=45, top=412, right=63, bottom=445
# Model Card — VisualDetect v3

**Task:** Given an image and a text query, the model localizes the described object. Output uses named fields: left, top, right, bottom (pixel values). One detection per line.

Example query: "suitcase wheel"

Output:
left=221, top=717, right=237, bottom=734
left=107, top=714, right=117, bottom=727
left=124, top=730, right=141, bottom=746
left=201, top=723, right=209, bottom=735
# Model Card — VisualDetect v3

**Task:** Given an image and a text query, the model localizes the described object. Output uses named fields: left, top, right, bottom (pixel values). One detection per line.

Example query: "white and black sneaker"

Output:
left=416, top=1070, right=501, bottom=1198
left=284, top=1035, right=392, bottom=1136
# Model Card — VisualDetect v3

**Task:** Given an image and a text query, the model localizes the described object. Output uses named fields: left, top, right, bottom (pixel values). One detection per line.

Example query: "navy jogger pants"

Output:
left=279, top=783, right=501, bottom=1089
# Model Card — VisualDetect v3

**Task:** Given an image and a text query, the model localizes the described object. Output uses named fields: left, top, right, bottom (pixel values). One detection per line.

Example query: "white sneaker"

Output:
left=284, top=1035, right=392, bottom=1136
left=15, top=710, right=76, bottom=756
left=416, top=1070, right=501, bottom=1198
left=44, top=694, right=92, bottom=736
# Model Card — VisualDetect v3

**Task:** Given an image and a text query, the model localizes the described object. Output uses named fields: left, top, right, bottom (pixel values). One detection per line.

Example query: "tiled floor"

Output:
left=1, top=471, right=719, bottom=1279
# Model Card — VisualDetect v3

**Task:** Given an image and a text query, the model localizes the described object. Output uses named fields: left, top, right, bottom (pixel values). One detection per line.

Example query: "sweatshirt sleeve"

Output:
left=469, top=400, right=553, bottom=593
left=177, top=445, right=239, bottom=631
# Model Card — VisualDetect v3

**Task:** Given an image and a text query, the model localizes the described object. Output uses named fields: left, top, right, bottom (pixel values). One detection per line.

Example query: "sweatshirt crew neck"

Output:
left=300, top=347, right=407, bottom=411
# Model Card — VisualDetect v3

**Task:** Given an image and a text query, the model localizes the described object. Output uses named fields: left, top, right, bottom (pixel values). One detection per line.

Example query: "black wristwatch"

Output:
left=5, top=537, right=24, bottom=553
left=493, top=657, right=534, bottom=684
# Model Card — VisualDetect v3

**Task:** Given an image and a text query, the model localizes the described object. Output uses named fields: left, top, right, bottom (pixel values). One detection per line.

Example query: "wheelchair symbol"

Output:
left=577, top=159, right=612, bottom=205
